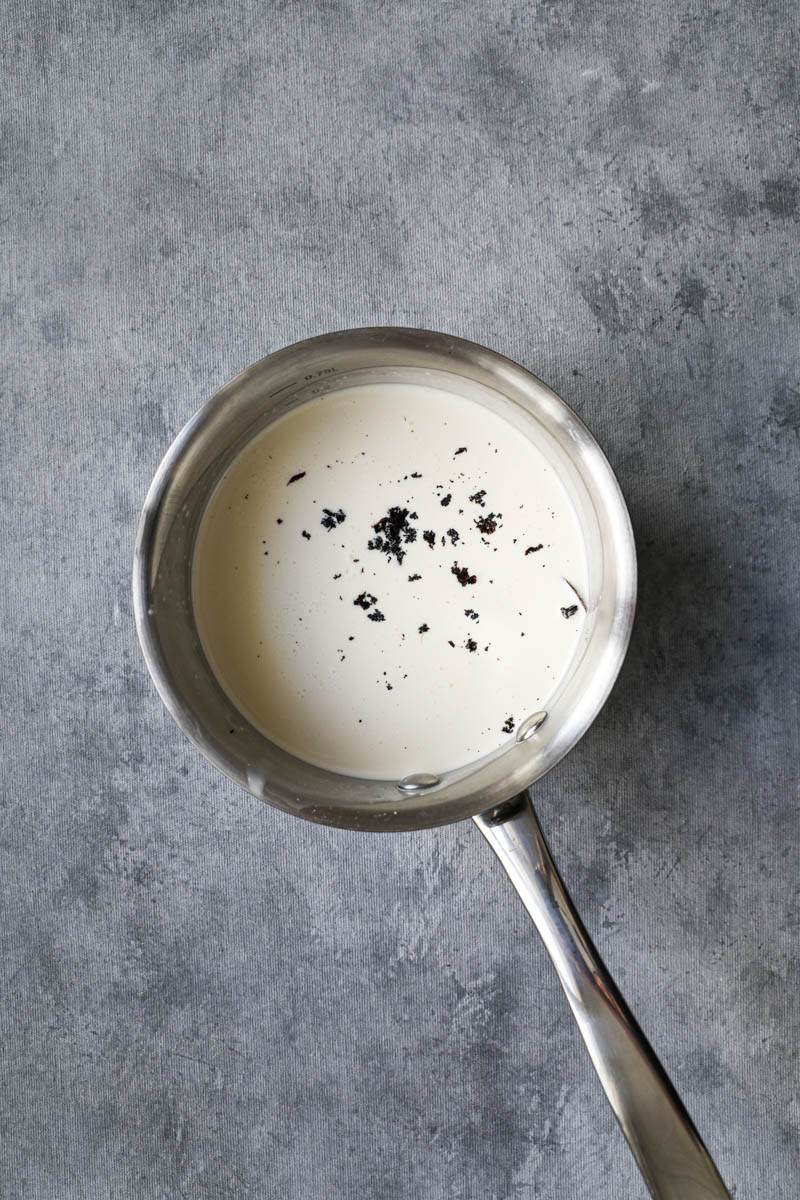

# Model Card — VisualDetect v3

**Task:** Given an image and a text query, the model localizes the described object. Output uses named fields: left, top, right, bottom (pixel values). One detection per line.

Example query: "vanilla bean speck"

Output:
left=368, top=506, right=418, bottom=565
left=451, top=562, right=477, bottom=587
left=354, top=592, right=377, bottom=610
left=321, top=507, right=346, bottom=531
left=474, top=512, right=500, bottom=535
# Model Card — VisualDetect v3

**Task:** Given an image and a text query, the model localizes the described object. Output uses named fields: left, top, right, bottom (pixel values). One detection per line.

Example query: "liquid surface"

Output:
left=192, top=383, right=587, bottom=778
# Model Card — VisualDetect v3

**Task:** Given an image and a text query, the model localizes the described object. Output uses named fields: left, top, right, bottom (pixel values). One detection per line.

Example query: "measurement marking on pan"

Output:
left=270, top=368, right=336, bottom=398
left=303, top=368, right=336, bottom=381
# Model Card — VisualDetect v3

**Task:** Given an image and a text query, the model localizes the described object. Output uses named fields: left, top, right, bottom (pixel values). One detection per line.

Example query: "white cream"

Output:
left=192, top=382, right=587, bottom=779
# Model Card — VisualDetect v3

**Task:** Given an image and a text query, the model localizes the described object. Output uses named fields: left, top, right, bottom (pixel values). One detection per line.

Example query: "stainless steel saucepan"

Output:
left=133, top=328, right=730, bottom=1199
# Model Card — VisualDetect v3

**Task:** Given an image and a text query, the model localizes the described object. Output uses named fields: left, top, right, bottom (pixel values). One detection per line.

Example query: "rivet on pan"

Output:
left=516, top=711, right=548, bottom=742
left=397, top=773, right=441, bottom=794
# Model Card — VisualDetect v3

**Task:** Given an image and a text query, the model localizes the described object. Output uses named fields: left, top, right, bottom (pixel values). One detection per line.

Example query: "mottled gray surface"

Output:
left=2, top=2, right=798, bottom=1197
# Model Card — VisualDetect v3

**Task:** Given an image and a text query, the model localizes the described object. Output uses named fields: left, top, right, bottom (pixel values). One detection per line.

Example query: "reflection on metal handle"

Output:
left=473, top=791, right=731, bottom=1200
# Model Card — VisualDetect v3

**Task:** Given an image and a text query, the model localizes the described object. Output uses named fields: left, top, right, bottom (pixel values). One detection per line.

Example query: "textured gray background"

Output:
left=2, top=2, right=798, bottom=1197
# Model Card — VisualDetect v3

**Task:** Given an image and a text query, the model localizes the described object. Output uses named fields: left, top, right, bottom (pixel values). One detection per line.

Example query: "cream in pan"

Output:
left=192, top=382, right=587, bottom=778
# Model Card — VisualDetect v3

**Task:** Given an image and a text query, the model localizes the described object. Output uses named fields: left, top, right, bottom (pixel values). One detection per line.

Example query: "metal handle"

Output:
left=473, top=791, right=731, bottom=1199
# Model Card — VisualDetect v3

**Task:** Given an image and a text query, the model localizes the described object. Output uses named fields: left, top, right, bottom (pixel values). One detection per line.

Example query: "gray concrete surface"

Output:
left=2, top=2, right=798, bottom=1197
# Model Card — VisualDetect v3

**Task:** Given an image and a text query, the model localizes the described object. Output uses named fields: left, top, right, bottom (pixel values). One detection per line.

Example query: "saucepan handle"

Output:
left=473, top=791, right=731, bottom=1200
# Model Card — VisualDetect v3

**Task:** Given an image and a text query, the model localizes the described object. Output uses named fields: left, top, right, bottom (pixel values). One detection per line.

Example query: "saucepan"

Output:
left=133, top=328, right=730, bottom=1198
